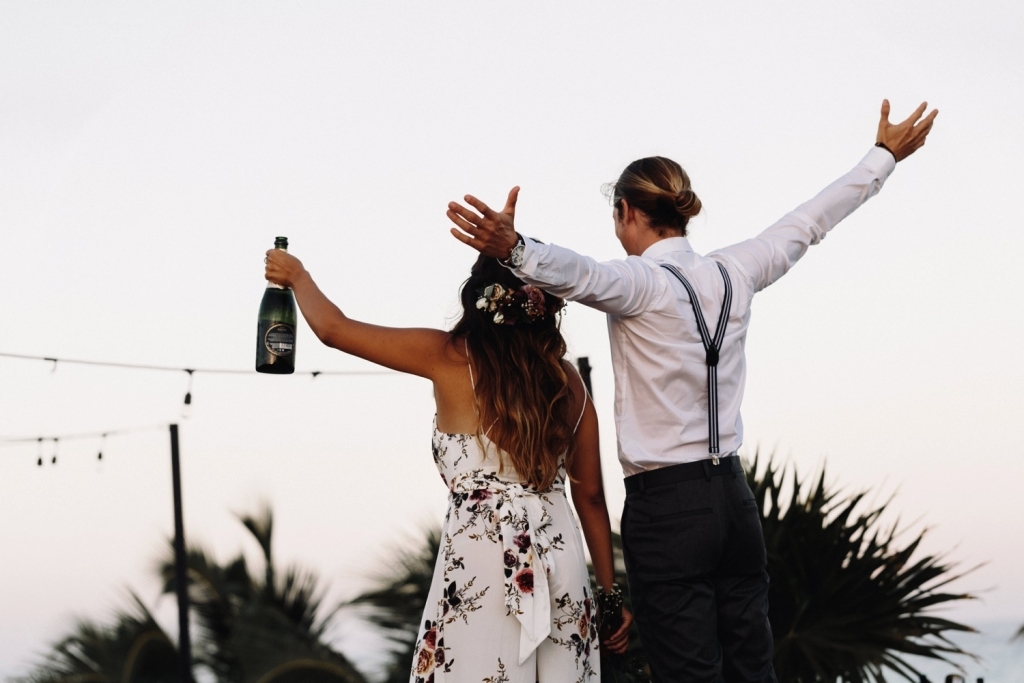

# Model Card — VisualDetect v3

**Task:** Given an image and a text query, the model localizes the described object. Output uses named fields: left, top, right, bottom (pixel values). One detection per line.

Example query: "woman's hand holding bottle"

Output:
left=265, top=249, right=307, bottom=289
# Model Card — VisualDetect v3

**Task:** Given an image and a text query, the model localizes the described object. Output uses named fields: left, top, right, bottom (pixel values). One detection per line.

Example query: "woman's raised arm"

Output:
left=265, top=249, right=449, bottom=378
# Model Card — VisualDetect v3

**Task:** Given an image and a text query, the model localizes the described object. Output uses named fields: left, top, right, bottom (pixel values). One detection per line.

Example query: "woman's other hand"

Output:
left=603, top=606, right=633, bottom=655
left=265, top=249, right=307, bottom=289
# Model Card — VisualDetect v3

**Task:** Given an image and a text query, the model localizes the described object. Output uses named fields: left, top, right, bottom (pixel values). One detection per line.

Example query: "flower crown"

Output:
left=475, top=283, right=555, bottom=325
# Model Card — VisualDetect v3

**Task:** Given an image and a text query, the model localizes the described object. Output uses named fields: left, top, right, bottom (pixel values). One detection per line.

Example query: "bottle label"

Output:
left=264, top=324, right=296, bottom=357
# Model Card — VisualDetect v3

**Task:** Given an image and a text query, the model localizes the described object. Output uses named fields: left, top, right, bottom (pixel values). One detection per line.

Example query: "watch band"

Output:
left=499, top=234, right=526, bottom=268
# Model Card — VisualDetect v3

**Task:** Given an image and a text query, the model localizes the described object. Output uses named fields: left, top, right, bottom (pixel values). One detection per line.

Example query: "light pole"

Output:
left=169, top=424, right=193, bottom=683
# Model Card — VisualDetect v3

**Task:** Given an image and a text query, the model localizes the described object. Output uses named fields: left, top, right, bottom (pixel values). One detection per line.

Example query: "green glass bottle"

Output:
left=256, top=236, right=297, bottom=374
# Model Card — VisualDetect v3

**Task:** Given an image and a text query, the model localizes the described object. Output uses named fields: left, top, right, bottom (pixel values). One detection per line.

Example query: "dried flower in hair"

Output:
left=475, top=282, right=558, bottom=326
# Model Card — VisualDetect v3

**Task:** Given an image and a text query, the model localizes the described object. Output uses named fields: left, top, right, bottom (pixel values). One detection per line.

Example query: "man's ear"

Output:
left=619, top=199, right=633, bottom=224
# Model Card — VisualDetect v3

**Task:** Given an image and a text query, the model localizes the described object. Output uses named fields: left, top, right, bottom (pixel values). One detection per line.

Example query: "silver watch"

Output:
left=500, top=234, right=526, bottom=268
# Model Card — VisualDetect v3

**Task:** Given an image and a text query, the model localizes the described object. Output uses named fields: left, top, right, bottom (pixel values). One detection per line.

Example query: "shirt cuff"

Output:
left=861, top=145, right=897, bottom=182
left=511, top=236, right=542, bottom=277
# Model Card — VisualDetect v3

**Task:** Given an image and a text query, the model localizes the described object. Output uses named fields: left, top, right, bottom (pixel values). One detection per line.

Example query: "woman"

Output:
left=265, top=249, right=632, bottom=682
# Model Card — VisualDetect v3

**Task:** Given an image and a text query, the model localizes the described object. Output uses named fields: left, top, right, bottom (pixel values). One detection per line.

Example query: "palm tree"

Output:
left=348, top=455, right=978, bottom=683
left=11, top=594, right=179, bottom=683
left=158, top=505, right=367, bottom=683
left=749, top=454, right=977, bottom=682
left=344, top=526, right=441, bottom=683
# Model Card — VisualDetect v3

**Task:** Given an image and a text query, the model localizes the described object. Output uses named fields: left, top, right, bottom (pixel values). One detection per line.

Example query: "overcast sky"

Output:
left=2, top=1, right=1023, bottom=678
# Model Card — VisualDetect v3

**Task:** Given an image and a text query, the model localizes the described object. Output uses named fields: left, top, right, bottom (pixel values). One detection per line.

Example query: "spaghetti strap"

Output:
left=569, top=363, right=588, bottom=434
left=465, top=339, right=498, bottom=436
left=464, top=338, right=476, bottom=391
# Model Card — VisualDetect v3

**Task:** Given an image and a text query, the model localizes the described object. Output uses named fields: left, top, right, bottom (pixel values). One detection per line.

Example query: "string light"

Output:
left=0, top=351, right=393, bottom=378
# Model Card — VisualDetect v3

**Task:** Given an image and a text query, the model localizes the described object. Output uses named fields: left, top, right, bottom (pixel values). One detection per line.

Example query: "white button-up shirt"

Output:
left=510, top=147, right=896, bottom=476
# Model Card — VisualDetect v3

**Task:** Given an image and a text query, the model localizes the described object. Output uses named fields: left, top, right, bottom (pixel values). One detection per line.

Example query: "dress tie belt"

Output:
left=450, top=473, right=561, bottom=664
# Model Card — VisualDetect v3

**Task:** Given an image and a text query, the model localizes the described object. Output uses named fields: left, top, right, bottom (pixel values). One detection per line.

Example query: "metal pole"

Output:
left=169, top=424, right=193, bottom=683
left=576, top=356, right=594, bottom=398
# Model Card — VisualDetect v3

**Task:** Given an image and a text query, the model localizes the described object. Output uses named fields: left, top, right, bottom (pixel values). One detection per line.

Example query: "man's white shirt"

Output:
left=509, top=147, right=897, bottom=476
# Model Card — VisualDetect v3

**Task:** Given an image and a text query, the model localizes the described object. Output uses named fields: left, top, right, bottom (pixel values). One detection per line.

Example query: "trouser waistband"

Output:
left=624, top=455, right=742, bottom=494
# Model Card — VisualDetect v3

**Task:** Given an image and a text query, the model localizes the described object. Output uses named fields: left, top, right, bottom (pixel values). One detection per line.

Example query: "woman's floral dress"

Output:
left=410, top=421, right=600, bottom=682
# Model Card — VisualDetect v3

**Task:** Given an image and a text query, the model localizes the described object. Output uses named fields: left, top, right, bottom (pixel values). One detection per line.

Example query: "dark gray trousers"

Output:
left=621, top=464, right=777, bottom=683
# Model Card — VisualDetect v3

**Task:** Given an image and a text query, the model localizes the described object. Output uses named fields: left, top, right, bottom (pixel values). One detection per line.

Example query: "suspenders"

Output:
left=660, top=262, right=733, bottom=463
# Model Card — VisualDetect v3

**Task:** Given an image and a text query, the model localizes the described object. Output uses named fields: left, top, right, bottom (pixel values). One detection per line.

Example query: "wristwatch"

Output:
left=499, top=233, right=526, bottom=268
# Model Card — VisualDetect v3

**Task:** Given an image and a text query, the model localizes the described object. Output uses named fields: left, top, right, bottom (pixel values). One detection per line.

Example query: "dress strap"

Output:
left=465, top=338, right=498, bottom=437
left=569, top=363, right=588, bottom=434
left=464, top=338, right=476, bottom=391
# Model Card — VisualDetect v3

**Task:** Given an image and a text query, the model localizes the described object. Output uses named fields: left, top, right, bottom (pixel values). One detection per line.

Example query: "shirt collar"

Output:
left=641, top=236, right=692, bottom=260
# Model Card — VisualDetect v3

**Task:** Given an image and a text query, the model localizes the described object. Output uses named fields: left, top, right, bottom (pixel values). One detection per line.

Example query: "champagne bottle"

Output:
left=256, top=236, right=297, bottom=374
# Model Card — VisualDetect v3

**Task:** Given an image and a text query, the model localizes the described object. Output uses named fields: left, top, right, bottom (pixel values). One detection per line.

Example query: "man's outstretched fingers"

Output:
left=502, top=186, right=520, bottom=217
left=450, top=227, right=479, bottom=249
left=464, top=194, right=496, bottom=218
left=880, top=98, right=891, bottom=122
left=902, top=101, right=928, bottom=127
left=448, top=202, right=484, bottom=227
left=447, top=209, right=482, bottom=236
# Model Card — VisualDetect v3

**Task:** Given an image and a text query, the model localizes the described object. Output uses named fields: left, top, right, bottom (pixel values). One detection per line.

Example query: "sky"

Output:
left=2, top=1, right=1023, bottom=679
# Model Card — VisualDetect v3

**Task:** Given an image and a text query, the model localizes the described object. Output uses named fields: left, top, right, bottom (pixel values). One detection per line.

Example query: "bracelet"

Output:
left=596, top=583, right=624, bottom=634
left=875, top=141, right=896, bottom=161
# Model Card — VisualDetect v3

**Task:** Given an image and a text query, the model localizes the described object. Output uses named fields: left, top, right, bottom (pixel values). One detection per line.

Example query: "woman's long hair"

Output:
left=449, top=255, right=575, bottom=491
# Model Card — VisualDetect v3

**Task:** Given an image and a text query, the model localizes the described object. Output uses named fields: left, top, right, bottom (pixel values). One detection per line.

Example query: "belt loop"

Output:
left=732, top=456, right=739, bottom=479
left=701, top=460, right=711, bottom=482
left=638, top=473, right=646, bottom=493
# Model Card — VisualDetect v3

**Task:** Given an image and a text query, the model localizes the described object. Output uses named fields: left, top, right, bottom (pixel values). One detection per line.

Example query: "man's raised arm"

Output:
left=447, top=188, right=663, bottom=317
left=714, top=100, right=938, bottom=293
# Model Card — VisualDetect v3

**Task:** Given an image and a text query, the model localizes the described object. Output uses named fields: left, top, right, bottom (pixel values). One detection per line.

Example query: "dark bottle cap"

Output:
left=274, top=236, right=289, bottom=249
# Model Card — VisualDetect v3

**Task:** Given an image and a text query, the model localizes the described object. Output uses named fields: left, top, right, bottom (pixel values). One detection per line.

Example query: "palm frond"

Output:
left=748, top=452, right=977, bottom=683
left=345, top=525, right=442, bottom=683
left=12, top=593, right=177, bottom=683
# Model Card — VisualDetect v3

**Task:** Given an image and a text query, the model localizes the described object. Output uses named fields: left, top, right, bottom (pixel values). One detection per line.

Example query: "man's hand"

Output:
left=876, top=99, right=938, bottom=162
left=447, top=186, right=521, bottom=259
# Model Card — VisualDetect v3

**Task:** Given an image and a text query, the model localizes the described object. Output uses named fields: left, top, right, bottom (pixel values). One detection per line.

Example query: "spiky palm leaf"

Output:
left=345, top=526, right=442, bottom=683
left=749, top=454, right=977, bottom=683
left=12, top=594, right=178, bottom=683
left=159, top=506, right=366, bottom=683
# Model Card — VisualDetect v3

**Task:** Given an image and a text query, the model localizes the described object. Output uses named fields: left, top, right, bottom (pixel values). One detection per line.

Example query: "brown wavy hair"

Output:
left=604, top=156, right=702, bottom=236
left=449, top=255, right=575, bottom=491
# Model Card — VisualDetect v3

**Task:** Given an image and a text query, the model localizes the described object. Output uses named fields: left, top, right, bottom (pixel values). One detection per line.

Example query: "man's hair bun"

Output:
left=674, top=188, right=702, bottom=218
left=609, top=156, right=701, bottom=236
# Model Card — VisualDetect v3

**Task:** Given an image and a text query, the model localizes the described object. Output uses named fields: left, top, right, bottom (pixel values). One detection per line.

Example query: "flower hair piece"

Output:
left=475, top=283, right=553, bottom=325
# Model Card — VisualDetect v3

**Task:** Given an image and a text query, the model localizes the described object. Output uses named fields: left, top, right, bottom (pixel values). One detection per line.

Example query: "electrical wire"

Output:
left=0, top=351, right=393, bottom=376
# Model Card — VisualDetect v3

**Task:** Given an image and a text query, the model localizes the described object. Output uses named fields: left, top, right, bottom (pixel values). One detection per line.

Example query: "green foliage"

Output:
left=15, top=505, right=365, bottom=683
left=749, top=454, right=977, bottom=683
left=349, top=457, right=976, bottom=683
left=344, top=527, right=441, bottom=683
left=158, top=505, right=365, bottom=683
left=11, top=594, right=179, bottom=683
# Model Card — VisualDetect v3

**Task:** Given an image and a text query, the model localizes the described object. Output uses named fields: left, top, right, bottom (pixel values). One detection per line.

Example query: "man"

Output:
left=445, top=101, right=937, bottom=682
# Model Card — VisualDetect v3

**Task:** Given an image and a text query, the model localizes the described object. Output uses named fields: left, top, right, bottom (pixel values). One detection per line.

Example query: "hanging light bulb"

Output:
left=97, top=433, right=106, bottom=461
left=182, top=369, right=194, bottom=418
left=51, top=438, right=58, bottom=465
left=37, top=437, right=43, bottom=467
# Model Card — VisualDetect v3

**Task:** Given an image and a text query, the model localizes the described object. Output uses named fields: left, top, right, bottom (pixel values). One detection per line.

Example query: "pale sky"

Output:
left=2, top=1, right=1023, bottom=679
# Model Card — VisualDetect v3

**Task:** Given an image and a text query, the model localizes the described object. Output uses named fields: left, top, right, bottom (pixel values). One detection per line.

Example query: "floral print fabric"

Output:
left=411, top=422, right=599, bottom=682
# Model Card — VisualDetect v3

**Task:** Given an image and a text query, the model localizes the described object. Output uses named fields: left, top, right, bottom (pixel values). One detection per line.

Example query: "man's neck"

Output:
left=628, top=230, right=683, bottom=257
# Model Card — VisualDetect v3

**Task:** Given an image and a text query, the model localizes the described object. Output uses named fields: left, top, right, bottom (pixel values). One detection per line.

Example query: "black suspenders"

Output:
left=660, top=262, right=733, bottom=463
